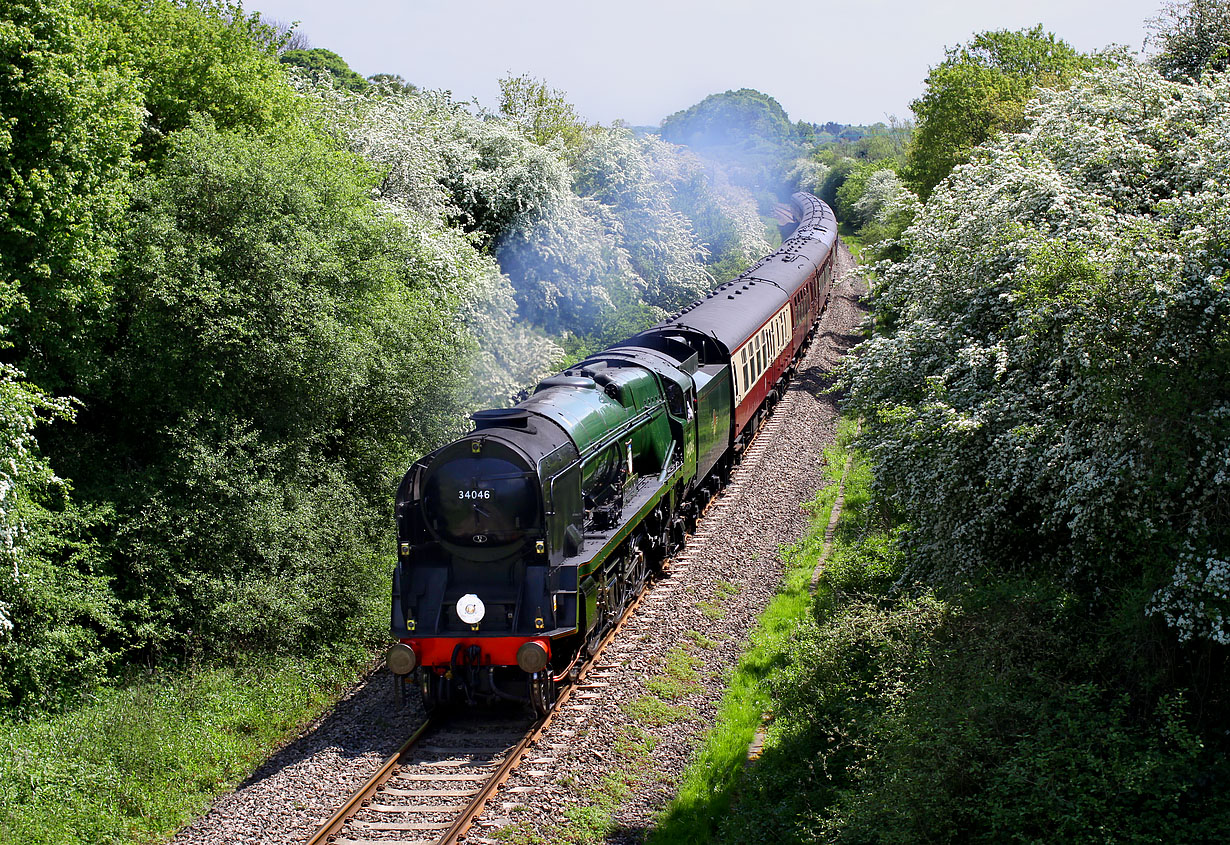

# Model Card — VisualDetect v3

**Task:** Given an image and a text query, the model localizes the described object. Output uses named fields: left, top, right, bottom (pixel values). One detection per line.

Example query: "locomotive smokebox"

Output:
left=419, top=437, right=541, bottom=559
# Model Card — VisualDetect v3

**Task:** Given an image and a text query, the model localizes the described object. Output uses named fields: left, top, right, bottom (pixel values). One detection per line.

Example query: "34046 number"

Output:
left=458, top=490, right=492, bottom=499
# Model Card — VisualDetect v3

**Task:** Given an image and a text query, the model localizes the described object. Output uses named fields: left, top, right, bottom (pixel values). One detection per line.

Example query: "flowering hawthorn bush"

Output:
left=0, top=367, right=69, bottom=632
left=841, top=61, right=1230, bottom=643
left=851, top=169, right=920, bottom=232
left=302, top=80, right=768, bottom=358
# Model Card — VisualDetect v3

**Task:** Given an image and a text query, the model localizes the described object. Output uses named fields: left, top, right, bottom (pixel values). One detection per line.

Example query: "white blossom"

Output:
left=841, top=62, right=1230, bottom=643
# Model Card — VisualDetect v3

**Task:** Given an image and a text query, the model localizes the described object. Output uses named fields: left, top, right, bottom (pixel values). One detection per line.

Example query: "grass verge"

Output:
left=648, top=417, right=861, bottom=845
left=650, top=406, right=1230, bottom=843
left=0, top=653, right=369, bottom=844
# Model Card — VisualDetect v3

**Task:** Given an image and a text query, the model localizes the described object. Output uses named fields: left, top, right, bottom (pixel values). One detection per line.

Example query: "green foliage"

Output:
left=903, top=25, right=1093, bottom=199
left=750, top=575, right=1230, bottom=844
left=60, top=116, right=472, bottom=664
left=0, top=364, right=116, bottom=713
left=498, top=73, right=589, bottom=153
left=280, top=47, right=370, bottom=92
left=660, top=88, right=803, bottom=190
left=683, top=419, right=1230, bottom=843
left=843, top=62, right=1230, bottom=645
left=86, top=0, right=300, bottom=158
left=0, top=0, right=141, bottom=389
left=0, top=654, right=364, bottom=844
left=1149, top=0, right=1230, bottom=80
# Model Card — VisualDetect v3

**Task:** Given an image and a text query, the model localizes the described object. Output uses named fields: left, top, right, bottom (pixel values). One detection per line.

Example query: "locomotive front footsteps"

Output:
left=388, top=192, right=839, bottom=715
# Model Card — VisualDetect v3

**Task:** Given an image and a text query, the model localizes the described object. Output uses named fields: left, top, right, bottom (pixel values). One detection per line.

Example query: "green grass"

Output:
left=0, top=654, right=368, bottom=844
left=685, top=629, right=718, bottom=650
left=648, top=421, right=859, bottom=845
left=645, top=647, right=703, bottom=701
left=621, top=694, right=690, bottom=727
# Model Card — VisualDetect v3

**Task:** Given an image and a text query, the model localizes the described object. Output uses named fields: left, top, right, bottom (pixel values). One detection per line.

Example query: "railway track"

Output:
left=307, top=587, right=650, bottom=845
left=307, top=440, right=766, bottom=845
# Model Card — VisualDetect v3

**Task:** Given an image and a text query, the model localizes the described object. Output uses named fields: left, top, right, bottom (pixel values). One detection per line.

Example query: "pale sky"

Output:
left=249, top=0, right=1166, bottom=127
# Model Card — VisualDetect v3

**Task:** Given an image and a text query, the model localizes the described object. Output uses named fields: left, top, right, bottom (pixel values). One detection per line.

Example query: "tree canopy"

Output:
left=1149, top=0, right=1230, bottom=80
left=844, top=59, right=1230, bottom=644
left=497, top=73, right=589, bottom=153
left=280, top=47, right=370, bottom=92
left=659, top=88, right=803, bottom=190
left=903, top=25, right=1093, bottom=199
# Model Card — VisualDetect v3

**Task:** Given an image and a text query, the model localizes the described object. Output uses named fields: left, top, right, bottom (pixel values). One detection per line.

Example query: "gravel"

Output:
left=170, top=243, right=865, bottom=845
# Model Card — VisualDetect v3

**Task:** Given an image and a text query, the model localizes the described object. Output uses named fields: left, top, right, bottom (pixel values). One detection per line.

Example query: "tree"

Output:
left=367, top=73, right=418, bottom=96
left=903, top=26, right=1092, bottom=199
left=60, top=116, right=474, bottom=663
left=0, top=0, right=141, bottom=391
left=659, top=88, right=798, bottom=151
left=1148, top=0, right=1230, bottom=80
left=86, top=0, right=300, bottom=156
left=659, top=88, right=802, bottom=191
left=497, top=73, right=588, bottom=153
left=842, top=61, right=1230, bottom=644
left=280, top=47, right=369, bottom=93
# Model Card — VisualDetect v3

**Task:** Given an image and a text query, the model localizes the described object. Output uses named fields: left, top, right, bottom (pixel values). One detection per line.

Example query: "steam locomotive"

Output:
left=385, top=192, right=839, bottom=713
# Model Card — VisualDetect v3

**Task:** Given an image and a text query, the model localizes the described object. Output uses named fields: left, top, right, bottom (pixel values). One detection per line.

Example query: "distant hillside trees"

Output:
left=660, top=88, right=804, bottom=192
left=660, top=88, right=799, bottom=150
left=903, top=26, right=1093, bottom=199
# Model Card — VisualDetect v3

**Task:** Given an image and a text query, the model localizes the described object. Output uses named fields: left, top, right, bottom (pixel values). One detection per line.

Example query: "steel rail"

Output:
left=304, top=584, right=649, bottom=845
left=436, top=586, right=648, bottom=844
left=306, top=715, right=433, bottom=845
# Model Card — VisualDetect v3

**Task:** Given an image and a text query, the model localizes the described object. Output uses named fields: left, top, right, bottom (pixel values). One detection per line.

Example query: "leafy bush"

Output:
left=756, top=577, right=1230, bottom=844
left=712, top=429, right=1230, bottom=844
left=60, top=116, right=474, bottom=664
left=0, top=0, right=141, bottom=391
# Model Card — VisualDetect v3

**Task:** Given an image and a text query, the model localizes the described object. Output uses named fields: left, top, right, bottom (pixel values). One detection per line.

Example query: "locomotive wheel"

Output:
left=529, top=673, right=556, bottom=717
left=608, top=569, right=627, bottom=620
left=419, top=670, right=442, bottom=714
